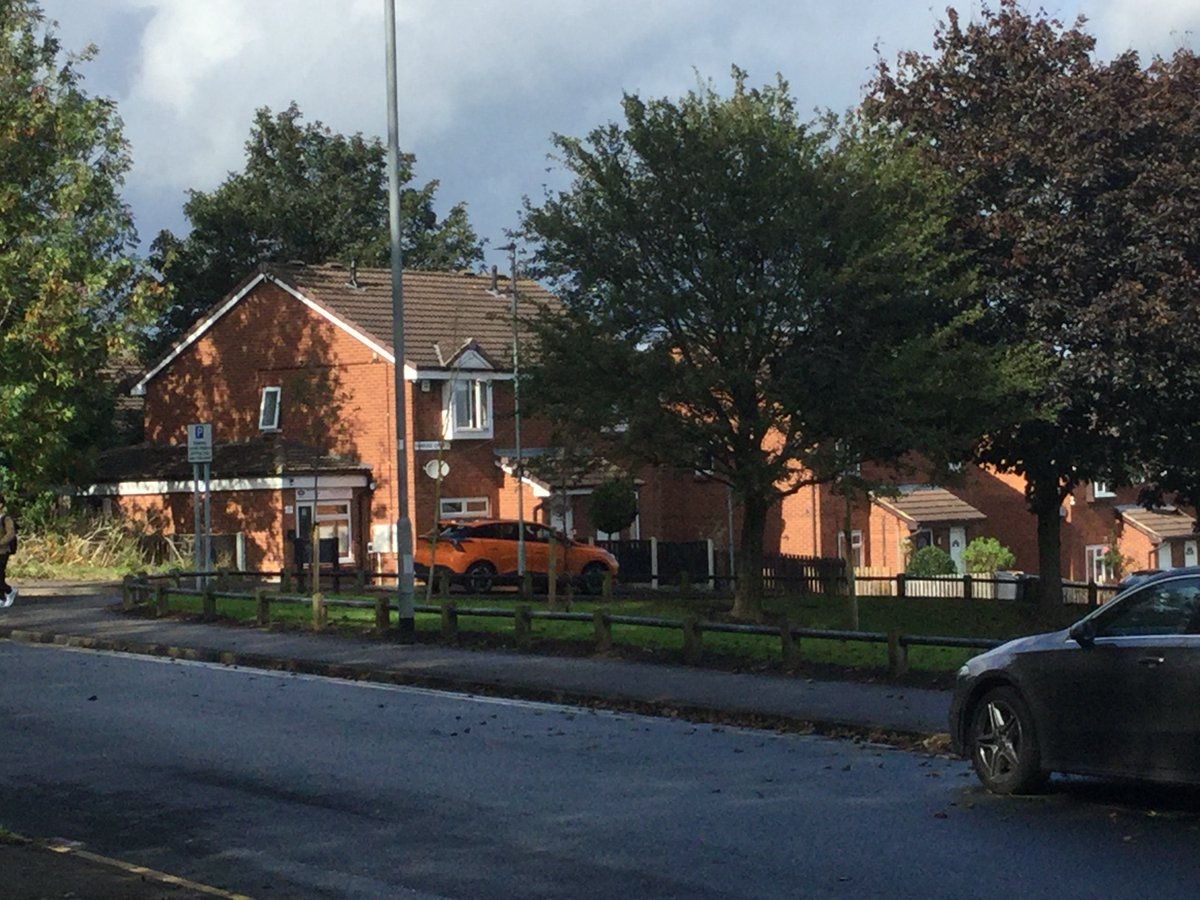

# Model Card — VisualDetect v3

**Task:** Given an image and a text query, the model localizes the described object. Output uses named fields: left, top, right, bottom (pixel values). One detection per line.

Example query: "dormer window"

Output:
left=1091, top=481, right=1115, bottom=500
left=445, top=377, right=493, bottom=439
left=259, top=386, right=281, bottom=431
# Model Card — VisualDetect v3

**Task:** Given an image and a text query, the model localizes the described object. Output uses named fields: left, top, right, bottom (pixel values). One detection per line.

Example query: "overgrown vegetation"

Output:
left=8, top=509, right=163, bottom=579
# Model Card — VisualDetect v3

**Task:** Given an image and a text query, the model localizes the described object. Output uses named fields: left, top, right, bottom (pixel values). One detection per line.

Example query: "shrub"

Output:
left=961, top=537, right=1016, bottom=575
left=906, top=545, right=957, bottom=577
left=588, top=477, right=639, bottom=535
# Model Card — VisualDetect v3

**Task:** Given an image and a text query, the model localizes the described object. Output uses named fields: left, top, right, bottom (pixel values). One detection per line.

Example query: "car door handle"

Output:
left=1138, top=656, right=1166, bottom=667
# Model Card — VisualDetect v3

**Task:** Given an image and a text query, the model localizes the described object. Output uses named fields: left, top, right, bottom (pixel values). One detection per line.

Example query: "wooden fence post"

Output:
left=887, top=628, right=908, bottom=677
left=355, top=569, right=367, bottom=592
left=280, top=568, right=292, bottom=593
left=521, top=572, right=533, bottom=601
left=680, top=570, right=691, bottom=596
left=255, top=588, right=270, bottom=626
left=780, top=617, right=800, bottom=670
left=155, top=584, right=168, bottom=618
left=602, top=571, right=613, bottom=601
left=312, top=592, right=327, bottom=632
left=682, top=615, right=702, bottom=664
left=514, top=605, right=532, bottom=648
left=896, top=573, right=906, bottom=599
left=202, top=584, right=217, bottom=621
left=122, top=575, right=134, bottom=611
left=441, top=600, right=458, bottom=640
left=438, top=571, right=451, bottom=597
left=375, top=595, right=390, bottom=632
left=963, top=574, right=973, bottom=601
left=593, top=610, right=612, bottom=652
left=1088, top=579, right=1099, bottom=608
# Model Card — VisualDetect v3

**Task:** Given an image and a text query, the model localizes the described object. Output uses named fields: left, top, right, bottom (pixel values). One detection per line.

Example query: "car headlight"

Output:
left=957, top=664, right=970, bottom=678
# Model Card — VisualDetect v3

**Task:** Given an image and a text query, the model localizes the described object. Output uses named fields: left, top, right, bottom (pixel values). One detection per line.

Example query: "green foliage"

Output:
left=906, top=545, right=957, bottom=577
left=961, top=537, right=1016, bottom=575
left=522, top=68, right=990, bottom=618
left=870, top=1, right=1200, bottom=604
left=1098, top=530, right=1134, bottom=582
left=0, top=2, right=164, bottom=498
left=588, top=477, right=639, bottom=535
left=149, top=102, right=484, bottom=353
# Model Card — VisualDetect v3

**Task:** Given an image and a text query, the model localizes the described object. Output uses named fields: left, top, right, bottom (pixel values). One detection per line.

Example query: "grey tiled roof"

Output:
left=1118, top=505, right=1199, bottom=540
left=94, top=437, right=371, bottom=483
left=270, top=263, right=557, bottom=370
left=874, top=486, right=987, bottom=526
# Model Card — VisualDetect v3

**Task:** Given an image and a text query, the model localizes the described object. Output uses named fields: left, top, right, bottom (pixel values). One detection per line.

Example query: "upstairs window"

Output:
left=259, top=386, right=281, bottom=431
left=447, top=378, right=493, bottom=439
left=1091, top=481, right=1116, bottom=500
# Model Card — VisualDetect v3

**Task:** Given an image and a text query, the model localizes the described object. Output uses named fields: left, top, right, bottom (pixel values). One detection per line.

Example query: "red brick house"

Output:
left=87, top=261, right=1196, bottom=585
left=90, top=263, right=574, bottom=573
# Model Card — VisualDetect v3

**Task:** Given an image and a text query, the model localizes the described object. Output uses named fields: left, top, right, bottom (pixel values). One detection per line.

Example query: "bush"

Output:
left=961, top=537, right=1016, bottom=574
left=906, top=545, right=957, bottom=577
left=588, top=477, right=639, bottom=535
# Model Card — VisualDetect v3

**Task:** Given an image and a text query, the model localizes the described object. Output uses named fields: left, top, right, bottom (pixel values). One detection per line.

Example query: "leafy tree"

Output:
left=588, top=477, right=638, bottom=535
left=522, top=69, right=1011, bottom=620
left=906, top=545, right=957, bottom=577
left=0, top=1, right=163, bottom=500
left=149, top=102, right=484, bottom=354
left=869, top=2, right=1200, bottom=608
left=961, top=537, right=1016, bottom=575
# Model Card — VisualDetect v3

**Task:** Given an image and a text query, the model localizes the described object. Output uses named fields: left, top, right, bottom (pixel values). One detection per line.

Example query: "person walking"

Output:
left=0, top=494, right=17, bottom=607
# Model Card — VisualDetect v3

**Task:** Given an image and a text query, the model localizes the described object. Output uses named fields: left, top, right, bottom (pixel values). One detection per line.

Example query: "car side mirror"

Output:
left=1069, top=619, right=1097, bottom=648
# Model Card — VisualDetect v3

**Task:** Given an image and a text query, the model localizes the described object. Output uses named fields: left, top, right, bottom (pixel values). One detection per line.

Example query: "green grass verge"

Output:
left=151, top=586, right=1088, bottom=680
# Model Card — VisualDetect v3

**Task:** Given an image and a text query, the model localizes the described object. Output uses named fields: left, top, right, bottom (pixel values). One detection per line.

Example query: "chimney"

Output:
left=490, top=265, right=498, bottom=292
left=348, top=258, right=359, bottom=289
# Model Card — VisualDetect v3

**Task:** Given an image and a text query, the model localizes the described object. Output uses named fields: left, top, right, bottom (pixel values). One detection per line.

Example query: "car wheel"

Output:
left=968, top=686, right=1046, bottom=795
left=465, top=561, right=496, bottom=594
left=580, top=563, right=609, bottom=595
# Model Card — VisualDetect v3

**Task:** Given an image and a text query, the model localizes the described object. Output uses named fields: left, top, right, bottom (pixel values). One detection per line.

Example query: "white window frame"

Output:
left=439, top=497, right=490, bottom=519
left=1085, top=544, right=1116, bottom=584
left=1091, top=481, right=1116, bottom=500
left=444, top=378, right=494, bottom=439
left=298, top=499, right=353, bottom=563
left=838, top=530, right=864, bottom=568
left=259, top=386, right=281, bottom=431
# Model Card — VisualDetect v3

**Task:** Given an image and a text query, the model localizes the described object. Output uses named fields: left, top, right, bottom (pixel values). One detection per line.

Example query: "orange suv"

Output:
left=413, top=519, right=618, bottom=594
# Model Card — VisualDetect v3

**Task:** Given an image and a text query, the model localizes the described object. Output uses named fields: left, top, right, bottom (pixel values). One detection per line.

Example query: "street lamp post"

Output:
left=499, top=243, right=526, bottom=576
left=384, top=0, right=415, bottom=637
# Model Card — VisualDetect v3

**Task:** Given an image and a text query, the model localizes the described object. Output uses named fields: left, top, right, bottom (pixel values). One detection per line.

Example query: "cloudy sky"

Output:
left=37, top=0, right=1199, bottom=272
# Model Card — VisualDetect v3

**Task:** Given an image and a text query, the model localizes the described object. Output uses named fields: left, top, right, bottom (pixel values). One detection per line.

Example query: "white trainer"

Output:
left=2, top=588, right=15, bottom=607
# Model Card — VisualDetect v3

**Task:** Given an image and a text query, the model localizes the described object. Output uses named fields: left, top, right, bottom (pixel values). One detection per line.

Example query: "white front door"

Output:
left=1158, top=543, right=1174, bottom=569
left=949, top=526, right=967, bottom=573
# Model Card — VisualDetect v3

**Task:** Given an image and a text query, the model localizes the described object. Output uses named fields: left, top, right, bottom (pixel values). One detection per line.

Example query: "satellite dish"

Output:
left=423, top=459, right=449, bottom=479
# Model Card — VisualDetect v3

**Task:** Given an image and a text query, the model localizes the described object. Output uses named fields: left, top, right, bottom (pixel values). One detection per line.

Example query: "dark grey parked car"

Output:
left=950, top=567, right=1200, bottom=793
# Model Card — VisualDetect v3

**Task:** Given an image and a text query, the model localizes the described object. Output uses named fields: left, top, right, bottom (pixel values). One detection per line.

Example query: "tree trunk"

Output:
left=730, top=493, right=768, bottom=622
left=1029, top=473, right=1064, bottom=612
left=842, top=494, right=858, bottom=629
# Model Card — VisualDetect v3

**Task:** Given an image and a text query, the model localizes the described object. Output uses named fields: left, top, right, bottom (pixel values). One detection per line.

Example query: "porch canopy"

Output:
left=1116, top=505, right=1200, bottom=541
left=873, top=485, right=987, bottom=528
left=88, top=435, right=372, bottom=489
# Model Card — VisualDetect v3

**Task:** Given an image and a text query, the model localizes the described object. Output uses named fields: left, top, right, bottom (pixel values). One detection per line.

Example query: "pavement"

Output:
left=0, top=579, right=954, bottom=898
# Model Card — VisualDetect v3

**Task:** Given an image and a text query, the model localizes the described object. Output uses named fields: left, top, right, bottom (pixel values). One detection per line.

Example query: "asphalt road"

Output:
left=3, top=641, right=1200, bottom=899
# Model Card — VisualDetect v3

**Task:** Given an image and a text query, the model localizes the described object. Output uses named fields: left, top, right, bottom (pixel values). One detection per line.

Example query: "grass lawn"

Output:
left=149, top=581, right=1089, bottom=683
